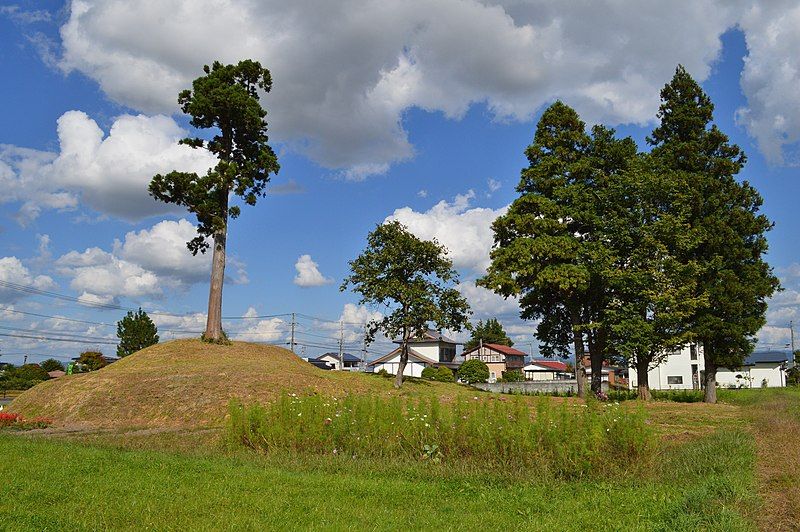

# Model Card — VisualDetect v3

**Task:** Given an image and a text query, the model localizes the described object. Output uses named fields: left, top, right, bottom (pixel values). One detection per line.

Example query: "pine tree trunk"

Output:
left=204, top=228, right=227, bottom=342
left=395, top=338, right=408, bottom=388
left=636, top=359, right=651, bottom=401
left=570, top=310, right=587, bottom=398
left=703, top=341, right=717, bottom=403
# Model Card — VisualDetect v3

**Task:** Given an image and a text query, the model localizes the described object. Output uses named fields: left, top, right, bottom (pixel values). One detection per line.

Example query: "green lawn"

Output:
left=0, top=428, right=756, bottom=531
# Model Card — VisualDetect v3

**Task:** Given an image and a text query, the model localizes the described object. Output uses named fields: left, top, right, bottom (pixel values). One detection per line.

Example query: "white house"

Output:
left=523, top=360, right=570, bottom=381
left=715, top=351, right=789, bottom=388
left=629, top=344, right=704, bottom=391
left=312, top=352, right=361, bottom=371
left=369, top=330, right=459, bottom=377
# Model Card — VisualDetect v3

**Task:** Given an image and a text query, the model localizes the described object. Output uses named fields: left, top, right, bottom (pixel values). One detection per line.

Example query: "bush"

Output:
left=421, top=367, right=437, bottom=380
left=40, top=359, right=65, bottom=373
left=435, top=366, right=454, bottom=382
left=76, top=351, right=108, bottom=372
left=0, top=412, right=52, bottom=430
left=228, top=394, right=655, bottom=478
left=500, top=369, right=524, bottom=382
left=458, top=359, right=490, bottom=384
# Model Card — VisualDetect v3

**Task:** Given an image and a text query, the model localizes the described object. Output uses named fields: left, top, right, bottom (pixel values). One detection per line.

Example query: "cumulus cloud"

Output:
left=386, top=190, right=506, bottom=272
left=0, top=111, right=217, bottom=223
left=0, top=257, right=56, bottom=304
left=55, top=0, right=780, bottom=177
left=54, top=218, right=245, bottom=304
left=457, top=280, right=519, bottom=317
left=293, top=254, right=333, bottom=287
left=737, top=1, right=800, bottom=165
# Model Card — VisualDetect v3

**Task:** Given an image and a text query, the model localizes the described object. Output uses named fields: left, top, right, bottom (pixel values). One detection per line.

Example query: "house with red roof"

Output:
left=523, top=360, right=571, bottom=381
left=461, top=343, right=526, bottom=383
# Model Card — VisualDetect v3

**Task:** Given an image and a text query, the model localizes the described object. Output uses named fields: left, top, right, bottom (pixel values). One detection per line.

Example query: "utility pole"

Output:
left=338, top=320, right=344, bottom=371
left=290, top=313, right=296, bottom=354
left=23, top=354, right=28, bottom=365
left=361, top=322, right=368, bottom=372
left=791, top=321, right=796, bottom=367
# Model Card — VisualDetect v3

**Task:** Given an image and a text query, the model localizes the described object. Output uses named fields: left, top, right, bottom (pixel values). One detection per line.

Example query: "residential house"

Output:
left=369, top=330, right=459, bottom=377
left=461, top=343, right=526, bottom=383
left=523, top=359, right=570, bottom=381
left=715, top=351, right=789, bottom=388
left=47, top=370, right=66, bottom=379
left=313, top=352, right=361, bottom=371
left=629, top=344, right=704, bottom=391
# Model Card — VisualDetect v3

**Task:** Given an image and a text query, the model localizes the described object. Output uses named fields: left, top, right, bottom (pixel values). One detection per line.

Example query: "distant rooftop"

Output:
left=316, top=352, right=361, bottom=363
left=744, top=351, right=789, bottom=365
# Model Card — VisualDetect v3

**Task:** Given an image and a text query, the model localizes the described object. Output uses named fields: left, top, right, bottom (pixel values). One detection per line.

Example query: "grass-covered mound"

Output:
left=9, top=339, right=456, bottom=429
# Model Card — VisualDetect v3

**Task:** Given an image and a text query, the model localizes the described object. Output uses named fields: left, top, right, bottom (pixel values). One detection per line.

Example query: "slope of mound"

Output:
left=10, top=339, right=435, bottom=429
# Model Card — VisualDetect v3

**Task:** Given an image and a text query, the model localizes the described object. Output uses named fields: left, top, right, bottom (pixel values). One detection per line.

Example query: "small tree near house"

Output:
left=463, top=318, right=513, bottom=351
left=75, top=351, right=108, bottom=372
left=116, top=308, right=160, bottom=357
left=40, top=359, right=65, bottom=373
left=458, top=359, right=490, bottom=384
left=341, top=221, right=471, bottom=388
left=149, top=60, right=280, bottom=343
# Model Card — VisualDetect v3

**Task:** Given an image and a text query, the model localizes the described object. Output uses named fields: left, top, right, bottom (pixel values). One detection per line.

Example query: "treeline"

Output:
left=479, top=66, right=779, bottom=403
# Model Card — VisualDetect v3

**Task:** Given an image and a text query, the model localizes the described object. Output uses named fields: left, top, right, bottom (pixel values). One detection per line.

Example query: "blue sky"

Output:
left=1, top=1, right=799, bottom=366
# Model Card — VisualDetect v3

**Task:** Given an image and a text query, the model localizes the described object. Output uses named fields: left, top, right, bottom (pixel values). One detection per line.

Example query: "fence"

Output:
left=472, top=379, right=608, bottom=395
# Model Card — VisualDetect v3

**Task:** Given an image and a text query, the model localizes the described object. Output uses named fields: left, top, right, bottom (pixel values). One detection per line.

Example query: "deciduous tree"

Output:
left=149, top=60, right=280, bottom=342
left=39, top=359, right=65, bottom=373
left=341, top=221, right=471, bottom=388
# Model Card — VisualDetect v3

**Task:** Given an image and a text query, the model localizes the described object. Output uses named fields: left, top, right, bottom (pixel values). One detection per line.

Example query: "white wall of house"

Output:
left=371, top=355, right=426, bottom=377
left=629, top=345, right=705, bottom=391
left=716, top=363, right=786, bottom=388
left=524, top=370, right=557, bottom=381
left=409, top=344, right=441, bottom=362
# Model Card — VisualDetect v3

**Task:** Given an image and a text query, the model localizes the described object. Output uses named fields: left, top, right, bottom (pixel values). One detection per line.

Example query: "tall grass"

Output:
left=228, top=394, right=655, bottom=478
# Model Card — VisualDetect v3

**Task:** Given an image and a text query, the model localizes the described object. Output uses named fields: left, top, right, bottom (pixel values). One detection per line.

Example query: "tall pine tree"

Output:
left=648, top=66, right=779, bottom=403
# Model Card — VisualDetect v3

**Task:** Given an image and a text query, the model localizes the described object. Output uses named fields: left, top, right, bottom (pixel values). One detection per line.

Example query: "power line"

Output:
left=0, top=332, right=117, bottom=345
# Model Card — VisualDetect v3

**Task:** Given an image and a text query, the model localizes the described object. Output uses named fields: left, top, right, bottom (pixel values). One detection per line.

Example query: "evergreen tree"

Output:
left=479, top=102, right=636, bottom=397
left=464, top=318, right=513, bottom=351
left=150, top=60, right=280, bottom=342
left=116, top=308, right=160, bottom=357
left=648, top=66, right=779, bottom=403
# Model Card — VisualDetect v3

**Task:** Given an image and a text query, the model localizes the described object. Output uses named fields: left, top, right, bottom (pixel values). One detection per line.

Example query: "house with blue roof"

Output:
left=715, top=351, right=790, bottom=389
left=312, top=352, right=362, bottom=371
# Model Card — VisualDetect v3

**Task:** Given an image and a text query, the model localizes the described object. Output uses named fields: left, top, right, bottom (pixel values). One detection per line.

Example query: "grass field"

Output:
left=2, top=342, right=798, bottom=530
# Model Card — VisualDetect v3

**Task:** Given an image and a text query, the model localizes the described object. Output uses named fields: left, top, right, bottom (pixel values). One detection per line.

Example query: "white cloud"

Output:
left=417, top=189, right=428, bottom=198
left=118, top=219, right=209, bottom=284
left=234, top=316, right=288, bottom=343
left=487, top=178, right=501, bottom=194
left=53, top=218, right=245, bottom=303
left=737, top=1, right=800, bottom=165
left=386, top=190, right=507, bottom=272
left=0, top=257, right=56, bottom=304
left=0, top=111, right=217, bottom=223
left=54, top=0, right=764, bottom=177
left=457, top=280, right=519, bottom=317
left=293, top=254, right=333, bottom=287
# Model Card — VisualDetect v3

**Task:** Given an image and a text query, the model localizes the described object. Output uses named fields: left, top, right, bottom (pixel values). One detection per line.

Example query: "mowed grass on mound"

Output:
left=9, top=339, right=464, bottom=429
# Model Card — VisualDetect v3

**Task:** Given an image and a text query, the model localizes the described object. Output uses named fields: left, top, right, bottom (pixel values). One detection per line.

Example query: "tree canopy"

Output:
left=117, top=308, right=160, bottom=357
left=647, top=65, right=779, bottom=403
left=464, top=318, right=513, bottom=351
left=342, top=221, right=471, bottom=388
left=149, top=60, right=280, bottom=342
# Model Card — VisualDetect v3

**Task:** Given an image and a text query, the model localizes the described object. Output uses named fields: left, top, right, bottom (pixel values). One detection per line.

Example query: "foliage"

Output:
left=3, top=363, right=49, bottom=382
left=421, top=367, right=437, bottom=380
left=463, top=318, right=513, bottom=351
left=117, top=308, right=160, bottom=357
left=478, top=101, right=637, bottom=395
left=228, top=394, right=655, bottom=478
left=149, top=59, right=280, bottom=340
left=39, top=359, right=65, bottom=373
left=342, top=221, right=471, bottom=387
left=500, top=369, right=524, bottom=382
left=647, top=65, right=779, bottom=402
left=435, top=366, right=454, bottom=382
left=458, top=359, right=490, bottom=384
left=787, top=366, right=800, bottom=387
left=76, top=351, right=108, bottom=372
left=607, top=389, right=704, bottom=403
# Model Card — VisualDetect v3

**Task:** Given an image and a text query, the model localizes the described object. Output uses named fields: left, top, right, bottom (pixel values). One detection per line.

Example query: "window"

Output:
left=667, top=376, right=683, bottom=385
left=690, top=344, right=698, bottom=361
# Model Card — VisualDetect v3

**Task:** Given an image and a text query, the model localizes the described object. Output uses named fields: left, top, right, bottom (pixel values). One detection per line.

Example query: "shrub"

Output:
left=500, top=369, right=524, bottom=382
left=40, top=359, right=65, bottom=373
left=227, top=394, right=656, bottom=478
left=421, top=367, right=437, bottom=380
left=76, top=351, right=108, bottom=372
left=458, top=359, right=490, bottom=384
left=0, top=412, right=52, bottom=430
left=435, top=366, right=454, bottom=382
